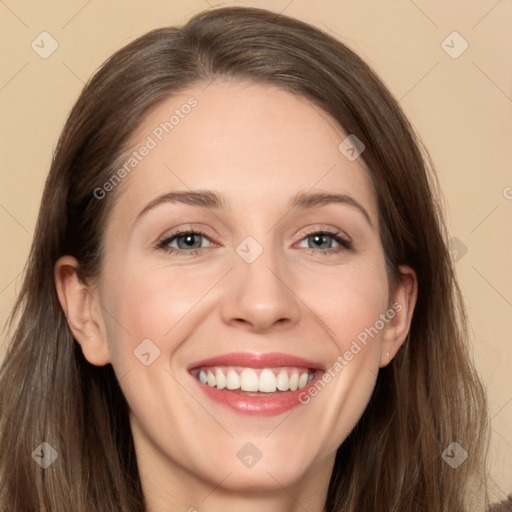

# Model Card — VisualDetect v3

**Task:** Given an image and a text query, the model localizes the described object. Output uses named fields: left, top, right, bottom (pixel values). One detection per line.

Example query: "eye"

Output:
left=156, top=229, right=214, bottom=255
left=296, top=228, right=352, bottom=254
left=156, top=227, right=352, bottom=256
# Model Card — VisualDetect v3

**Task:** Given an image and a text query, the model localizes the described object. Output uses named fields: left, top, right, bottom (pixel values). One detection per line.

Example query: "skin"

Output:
left=55, top=80, right=417, bottom=512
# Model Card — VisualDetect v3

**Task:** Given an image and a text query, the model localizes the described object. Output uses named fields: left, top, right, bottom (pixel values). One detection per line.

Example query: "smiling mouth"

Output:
left=187, top=352, right=324, bottom=415
left=191, top=366, right=316, bottom=394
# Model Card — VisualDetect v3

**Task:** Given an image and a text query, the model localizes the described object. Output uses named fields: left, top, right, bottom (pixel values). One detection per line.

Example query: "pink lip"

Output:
left=188, top=352, right=324, bottom=417
left=188, top=352, right=324, bottom=371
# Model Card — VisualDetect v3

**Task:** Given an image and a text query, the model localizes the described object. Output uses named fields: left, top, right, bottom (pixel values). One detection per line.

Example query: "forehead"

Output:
left=108, top=79, right=377, bottom=224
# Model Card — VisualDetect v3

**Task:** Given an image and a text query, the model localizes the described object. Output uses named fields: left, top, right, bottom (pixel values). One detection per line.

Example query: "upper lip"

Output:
left=188, top=352, right=325, bottom=371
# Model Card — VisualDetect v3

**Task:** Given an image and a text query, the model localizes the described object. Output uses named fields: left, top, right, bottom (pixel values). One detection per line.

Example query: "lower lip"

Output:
left=193, top=372, right=322, bottom=416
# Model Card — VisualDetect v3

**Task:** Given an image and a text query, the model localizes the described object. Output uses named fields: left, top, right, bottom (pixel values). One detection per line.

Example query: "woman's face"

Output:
left=59, top=80, right=415, bottom=506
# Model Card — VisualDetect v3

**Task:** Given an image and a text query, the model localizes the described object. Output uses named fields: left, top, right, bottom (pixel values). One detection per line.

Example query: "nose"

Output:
left=220, top=247, right=301, bottom=333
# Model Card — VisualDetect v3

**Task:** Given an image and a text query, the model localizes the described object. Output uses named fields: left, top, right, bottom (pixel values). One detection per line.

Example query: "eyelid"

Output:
left=299, top=225, right=351, bottom=242
left=294, top=226, right=353, bottom=253
left=154, top=224, right=217, bottom=254
left=157, top=223, right=215, bottom=240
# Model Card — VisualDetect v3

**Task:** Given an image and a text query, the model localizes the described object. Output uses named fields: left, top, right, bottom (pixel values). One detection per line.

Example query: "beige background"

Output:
left=1, top=0, right=511, bottom=502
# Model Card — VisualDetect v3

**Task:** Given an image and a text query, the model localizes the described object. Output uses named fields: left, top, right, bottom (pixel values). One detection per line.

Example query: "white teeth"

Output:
left=259, top=369, right=277, bottom=392
left=196, top=366, right=316, bottom=393
left=206, top=370, right=216, bottom=387
left=215, top=369, right=226, bottom=389
left=289, top=372, right=299, bottom=391
left=298, top=372, right=309, bottom=389
left=226, top=369, right=240, bottom=390
left=276, top=369, right=289, bottom=391
left=240, top=368, right=259, bottom=392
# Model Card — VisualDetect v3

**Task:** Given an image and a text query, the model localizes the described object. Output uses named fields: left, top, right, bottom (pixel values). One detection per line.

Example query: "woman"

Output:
left=0, top=6, right=490, bottom=511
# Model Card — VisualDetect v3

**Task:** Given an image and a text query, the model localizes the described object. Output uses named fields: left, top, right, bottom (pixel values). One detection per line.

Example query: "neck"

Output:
left=134, top=431, right=333, bottom=512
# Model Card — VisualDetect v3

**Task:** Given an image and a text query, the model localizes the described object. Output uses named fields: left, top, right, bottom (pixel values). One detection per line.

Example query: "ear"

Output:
left=379, top=265, right=418, bottom=367
left=54, top=255, right=111, bottom=366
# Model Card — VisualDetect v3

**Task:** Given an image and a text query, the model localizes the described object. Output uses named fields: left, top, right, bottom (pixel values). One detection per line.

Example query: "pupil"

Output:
left=180, top=234, right=200, bottom=249
left=312, top=234, right=329, bottom=248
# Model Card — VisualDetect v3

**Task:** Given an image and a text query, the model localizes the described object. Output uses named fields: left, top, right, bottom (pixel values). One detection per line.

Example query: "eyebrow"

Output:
left=289, top=191, right=373, bottom=227
left=136, top=190, right=225, bottom=221
left=135, top=189, right=373, bottom=227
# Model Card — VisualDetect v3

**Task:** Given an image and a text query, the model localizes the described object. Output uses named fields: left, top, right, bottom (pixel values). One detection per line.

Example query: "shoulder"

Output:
left=487, top=494, right=512, bottom=512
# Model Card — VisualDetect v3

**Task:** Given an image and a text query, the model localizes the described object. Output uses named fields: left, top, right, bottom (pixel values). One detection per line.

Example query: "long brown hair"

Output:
left=0, top=6, right=489, bottom=511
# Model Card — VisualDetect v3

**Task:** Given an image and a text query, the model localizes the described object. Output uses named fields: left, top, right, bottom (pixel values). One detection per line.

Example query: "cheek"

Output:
left=98, top=270, right=201, bottom=423
left=294, top=262, right=389, bottom=446
left=101, top=263, right=216, bottom=356
left=98, top=259, right=233, bottom=423
left=302, top=260, right=390, bottom=350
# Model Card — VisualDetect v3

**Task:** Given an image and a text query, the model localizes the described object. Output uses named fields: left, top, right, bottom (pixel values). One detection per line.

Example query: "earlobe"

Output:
left=380, top=265, right=418, bottom=367
left=54, top=256, right=111, bottom=366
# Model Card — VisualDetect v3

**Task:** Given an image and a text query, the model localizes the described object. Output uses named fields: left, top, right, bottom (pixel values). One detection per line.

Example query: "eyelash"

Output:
left=156, top=228, right=212, bottom=256
left=300, top=227, right=352, bottom=255
left=156, top=227, right=352, bottom=256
